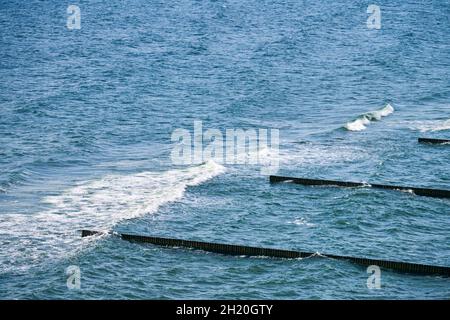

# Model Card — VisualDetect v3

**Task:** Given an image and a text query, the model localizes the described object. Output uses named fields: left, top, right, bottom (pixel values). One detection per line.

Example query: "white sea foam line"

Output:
left=0, top=161, right=226, bottom=274
left=345, top=104, right=394, bottom=132
left=279, top=144, right=369, bottom=166
left=226, top=144, right=368, bottom=173
left=413, top=119, right=450, bottom=132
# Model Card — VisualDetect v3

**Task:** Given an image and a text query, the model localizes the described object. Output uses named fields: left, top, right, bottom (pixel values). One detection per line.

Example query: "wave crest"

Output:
left=345, top=104, right=394, bottom=131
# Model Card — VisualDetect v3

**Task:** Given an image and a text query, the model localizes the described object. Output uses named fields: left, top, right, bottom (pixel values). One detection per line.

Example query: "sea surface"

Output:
left=0, top=0, right=449, bottom=299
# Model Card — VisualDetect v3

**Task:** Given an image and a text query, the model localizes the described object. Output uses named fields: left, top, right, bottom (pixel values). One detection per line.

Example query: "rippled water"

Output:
left=0, top=0, right=449, bottom=299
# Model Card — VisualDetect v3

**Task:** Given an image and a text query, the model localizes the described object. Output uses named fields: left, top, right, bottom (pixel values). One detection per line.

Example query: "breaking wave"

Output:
left=345, top=104, right=394, bottom=131
left=0, top=161, right=225, bottom=273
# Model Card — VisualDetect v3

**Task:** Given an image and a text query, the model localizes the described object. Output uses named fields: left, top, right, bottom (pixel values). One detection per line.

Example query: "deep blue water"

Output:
left=0, top=0, right=449, bottom=299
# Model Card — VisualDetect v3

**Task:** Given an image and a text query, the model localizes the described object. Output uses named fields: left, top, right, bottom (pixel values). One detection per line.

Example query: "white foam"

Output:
left=369, top=103, right=394, bottom=119
left=345, top=117, right=371, bottom=131
left=291, top=217, right=315, bottom=227
left=415, top=119, right=450, bottom=132
left=279, top=144, right=369, bottom=166
left=0, top=161, right=225, bottom=273
left=345, top=104, right=394, bottom=131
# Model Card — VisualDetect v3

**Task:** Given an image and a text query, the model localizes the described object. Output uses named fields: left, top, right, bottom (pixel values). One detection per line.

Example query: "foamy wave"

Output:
left=345, top=104, right=394, bottom=131
left=345, top=117, right=371, bottom=131
left=415, top=119, right=450, bottom=132
left=0, top=161, right=225, bottom=273
left=279, top=144, right=370, bottom=166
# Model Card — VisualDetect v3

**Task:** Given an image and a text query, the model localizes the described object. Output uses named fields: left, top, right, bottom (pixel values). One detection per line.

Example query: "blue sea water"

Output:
left=0, top=0, right=449, bottom=299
